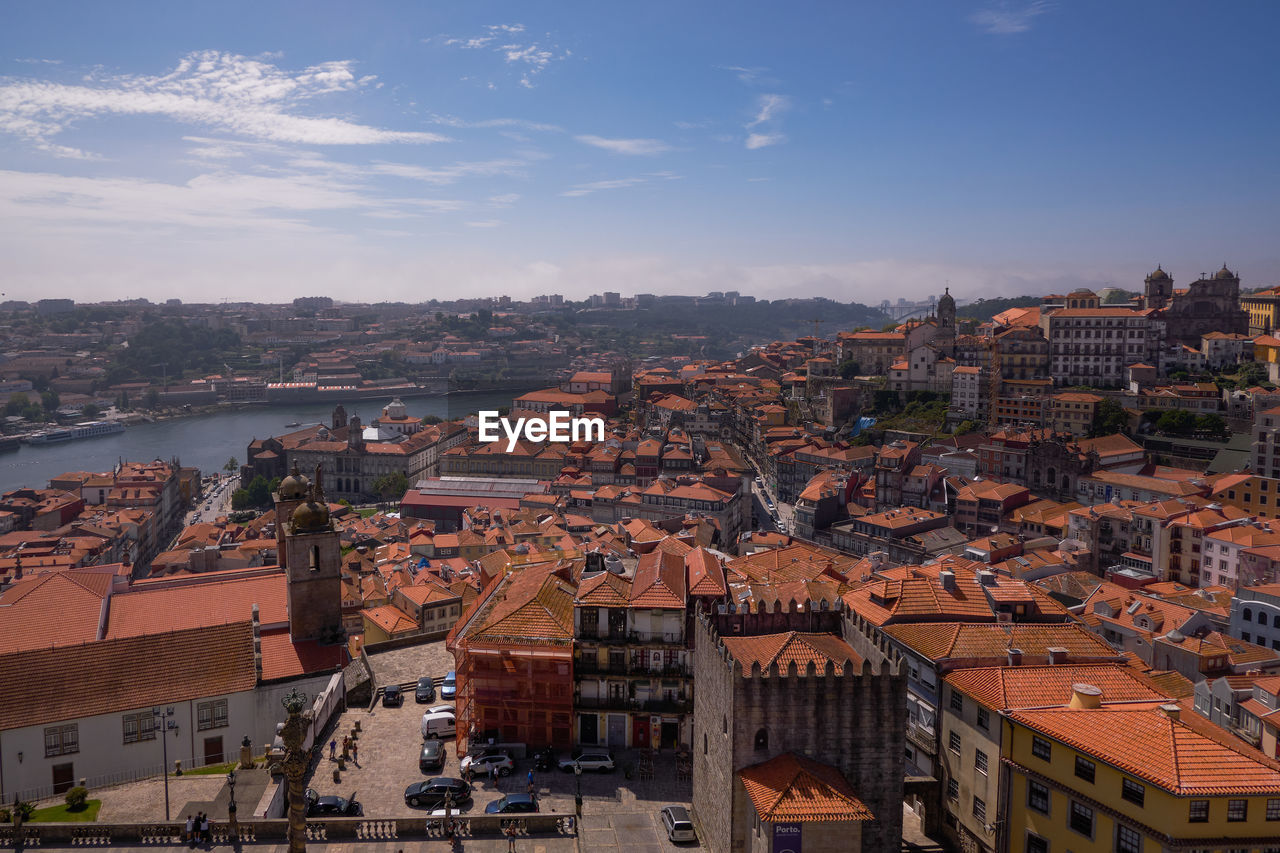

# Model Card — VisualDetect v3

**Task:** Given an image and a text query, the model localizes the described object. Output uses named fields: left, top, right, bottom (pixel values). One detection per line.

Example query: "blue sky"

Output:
left=1, top=1, right=1277, bottom=305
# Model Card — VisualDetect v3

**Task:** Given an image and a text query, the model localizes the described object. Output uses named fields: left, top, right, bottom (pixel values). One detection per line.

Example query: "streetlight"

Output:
left=152, top=706, right=178, bottom=822
left=226, top=769, right=238, bottom=840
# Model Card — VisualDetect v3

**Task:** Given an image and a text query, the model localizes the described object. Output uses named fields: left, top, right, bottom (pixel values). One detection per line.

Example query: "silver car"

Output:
left=660, top=805, right=697, bottom=842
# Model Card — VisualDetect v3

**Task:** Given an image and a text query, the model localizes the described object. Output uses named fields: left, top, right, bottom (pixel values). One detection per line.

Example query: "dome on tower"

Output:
left=937, top=287, right=955, bottom=310
left=1215, top=264, right=1235, bottom=280
left=292, top=497, right=330, bottom=533
left=278, top=465, right=309, bottom=500
left=1147, top=266, right=1169, bottom=281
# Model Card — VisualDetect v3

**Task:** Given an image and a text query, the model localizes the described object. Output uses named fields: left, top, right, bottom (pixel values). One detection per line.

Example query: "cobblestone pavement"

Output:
left=364, top=641, right=456, bottom=692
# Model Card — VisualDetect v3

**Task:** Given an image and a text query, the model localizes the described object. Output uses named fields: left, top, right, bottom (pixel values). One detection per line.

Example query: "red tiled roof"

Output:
left=630, top=550, right=686, bottom=608
left=721, top=631, right=862, bottom=676
left=945, top=664, right=1169, bottom=710
left=105, top=572, right=288, bottom=638
left=0, top=570, right=111, bottom=654
left=258, top=628, right=346, bottom=681
left=738, top=752, right=874, bottom=823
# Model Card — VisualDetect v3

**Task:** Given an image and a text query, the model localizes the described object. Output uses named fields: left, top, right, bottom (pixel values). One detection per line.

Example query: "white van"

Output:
left=421, top=711, right=456, bottom=739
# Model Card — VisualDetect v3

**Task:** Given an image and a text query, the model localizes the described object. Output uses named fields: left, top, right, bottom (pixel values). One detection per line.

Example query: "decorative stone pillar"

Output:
left=281, top=689, right=311, bottom=853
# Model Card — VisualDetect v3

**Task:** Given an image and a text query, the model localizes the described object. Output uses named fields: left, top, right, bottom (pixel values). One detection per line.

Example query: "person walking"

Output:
left=183, top=815, right=194, bottom=845
left=199, top=812, right=210, bottom=842
left=329, top=738, right=337, bottom=760
left=505, top=824, right=518, bottom=852
left=489, top=762, right=497, bottom=787
left=351, top=740, right=359, bottom=766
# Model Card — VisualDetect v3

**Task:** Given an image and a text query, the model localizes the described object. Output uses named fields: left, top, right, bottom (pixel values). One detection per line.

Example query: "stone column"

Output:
left=281, top=689, right=311, bottom=853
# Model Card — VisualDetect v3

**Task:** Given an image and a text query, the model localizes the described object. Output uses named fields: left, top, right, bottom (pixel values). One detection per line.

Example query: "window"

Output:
left=1027, top=780, right=1049, bottom=814
left=122, top=712, right=156, bottom=744
left=1031, top=735, right=1051, bottom=761
left=972, top=796, right=986, bottom=821
left=1074, top=756, right=1095, bottom=783
left=1025, top=834, right=1048, bottom=853
left=975, top=749, right=988, bottom=776
left=1227, top=799, right=1247, bottom=821
left=1268, top=798, right=1280, bottom=820
left=1116, top=824, right=1142, bottom=853
left=1069, top=801, right=1094, bottom=837
left=197, top=699, right=228, bottom=731
left=951, top=689, right=964, bottom=712
left=949, top=731, right=961, bottom=754
left=44, top=724, right=78, bottom=757
left=977, top=708, right=990, bottom=731
left=1121, top=778, right=1145, bottom=807
left=754, top=728, right=768, bottom=751
left=947, top=778, right=959, bottom=801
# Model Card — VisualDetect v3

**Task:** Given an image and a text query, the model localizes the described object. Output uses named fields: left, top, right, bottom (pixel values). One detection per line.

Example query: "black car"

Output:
left=304, top=788, right=362, bottom=817
left=419, top=739, right=446, bottom=772
left=404, top=777, right=472, bottom=809
left=415, top=676, right=436, bottom=703
left=382, top=684, right=403, bottom=707
left=485, top=793, right=538, bottom=814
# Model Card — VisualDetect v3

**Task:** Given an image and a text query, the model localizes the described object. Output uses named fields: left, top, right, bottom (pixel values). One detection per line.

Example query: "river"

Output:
left=0, top=391, right=517, bottom=493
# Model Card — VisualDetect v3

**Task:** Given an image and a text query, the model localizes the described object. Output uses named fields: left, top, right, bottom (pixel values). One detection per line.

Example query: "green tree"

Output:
left=1155, top=409, right=1195, bottom=436
left=954, top=419, right=977, bottom=435
left=143, top=388, right=161, bottom=411
left=4, top=393, right=29, bottom=417
left=40, top=390, right=60, bottom=414
left=421, top=414, right=444, bottom=425
left=372, top=471, right=409, bottom=505
left=1089, top=398, right=1130, bottom=437
left=81, top=403, right=100, bottom=419
left=836, top=358, right=861, bottom=379
left=1194, top=413, right=1229, bottom=440
left=224, top=457, right=239, bottom=473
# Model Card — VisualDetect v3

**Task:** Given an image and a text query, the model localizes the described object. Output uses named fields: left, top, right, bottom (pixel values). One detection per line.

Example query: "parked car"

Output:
left=660, top=805, right=697, bottom=842
left=441, top=670, right=457, bottom=700
left=403, top=778, right=472, bottom=809
left=460, top=752, right=514, bottom=776
left=304, top=788, right=361, bottom=817
left=558, top=751, right=615, bottom=773
left=423, top=703, right=455, bottom=716
left=485, top=793, right=538, bottom=814
left=381, top=684, right=403, bottom=707
left=415, top=676, right=436, bottom=703
left=421, top=711, right=456, bottom=739
left=419, top=739, right=446, bottom=772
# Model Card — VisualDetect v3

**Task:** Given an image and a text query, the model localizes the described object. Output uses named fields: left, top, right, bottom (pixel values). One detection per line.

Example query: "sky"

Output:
left=1, top=1, right=1278, bottom=306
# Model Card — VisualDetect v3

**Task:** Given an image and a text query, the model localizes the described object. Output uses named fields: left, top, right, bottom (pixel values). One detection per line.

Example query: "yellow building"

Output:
left=1002, top=701, right=1280, bottom=853
left=1213, top=473, right=1280, bottom=520
left=1243, top=287, right=1280, bottom=336
left=1050, top=392, right=1103, bottom=436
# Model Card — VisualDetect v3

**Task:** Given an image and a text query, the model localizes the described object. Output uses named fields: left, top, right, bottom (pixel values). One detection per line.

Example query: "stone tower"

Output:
left=280, top=466, right=342, bottom=643
left=935, top=287, right=957, bottom=357
left=273, top=464, right=310, bottom=570
left=348, top=414, right=364, bottom=450
left=1144, top=265, right=1172, bottom=310
left=331, top=404, right=347, bottom=431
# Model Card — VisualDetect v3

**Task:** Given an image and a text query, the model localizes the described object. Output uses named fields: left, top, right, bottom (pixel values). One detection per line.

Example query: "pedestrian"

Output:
left=200, top=812, right=210, bottom=842
left=351, top=740, right=359, bottom=765
left=489, top=763, right=496, bottom=786
left=463, top=763, right=472, bottom=784
left=527, top=768, right=534, bottom=786
left=329, top=738, right=337, bottom=760
left=184, top=814, right=194, bottom=844
left=505, top=824, right=517, bottom=852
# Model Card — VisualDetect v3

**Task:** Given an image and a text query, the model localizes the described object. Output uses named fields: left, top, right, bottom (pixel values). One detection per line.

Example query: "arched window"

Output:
left=1260, top=612, right=1269, bottom=627
left=754, top=728, right=769, bottom=751
left=310, top=545, right=320, bottom=572
left=1245, top=607, right=1254, bottom=622
left=703, top=733, right=708, bottom=755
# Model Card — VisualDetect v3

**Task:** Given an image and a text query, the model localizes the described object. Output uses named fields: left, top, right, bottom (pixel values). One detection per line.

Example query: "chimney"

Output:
left=1159, top=703, right=1180, bottom=721
left=1007, top=648, right=1023, bottom=666
left=978, top=570, right=997, bottom=587
left=939, top=570, right=956, bottom=591
left=1068, top=683, right=1102, bottom=709
left=1047, top=647, right=1068, bottom=665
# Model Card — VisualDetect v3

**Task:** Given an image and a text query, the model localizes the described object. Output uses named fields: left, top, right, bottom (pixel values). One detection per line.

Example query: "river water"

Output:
left=0, top=391, right=517, bottom=493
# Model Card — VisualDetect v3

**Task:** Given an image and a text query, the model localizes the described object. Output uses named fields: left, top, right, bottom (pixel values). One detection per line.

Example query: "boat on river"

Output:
left=26, top=420, right=126, bottom=445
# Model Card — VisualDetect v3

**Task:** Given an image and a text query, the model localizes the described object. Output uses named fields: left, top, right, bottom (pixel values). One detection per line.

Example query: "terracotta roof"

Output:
left=738, top=752, right=874, bottom=823
left=471, top=565, right=576, bottom=644
left=105, top=572, right=288, bottom=638
left=686, top=547, right=727, bottom=597
left=1007, top=705, right=1280, bottom=795
left=882, top=622, right=1120, bottom=663
left=630, top=550, right=687, bottom=608
left=945, top=664, right=1169, bottom=710
left=721, top=631, right=862, bottom=676
left=258, top=628, right=346, bottom=681
left=576, top=570, right=632, bottom=607
left=0, top=570, right=111, bottom=654
left=0, top=622, right=258, bottom=730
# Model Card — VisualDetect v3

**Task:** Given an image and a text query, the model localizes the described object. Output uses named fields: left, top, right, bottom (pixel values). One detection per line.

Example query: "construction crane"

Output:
left=810, top=318, right=825, bottom=339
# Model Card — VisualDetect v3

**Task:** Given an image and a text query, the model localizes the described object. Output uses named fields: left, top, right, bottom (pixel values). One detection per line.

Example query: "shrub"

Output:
left=64, top=786, right=88, bottom=809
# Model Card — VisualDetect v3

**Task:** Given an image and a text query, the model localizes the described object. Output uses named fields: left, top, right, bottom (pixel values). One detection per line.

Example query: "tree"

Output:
left=40, top=390, right=60, bottom=414
left=1089, top=398, right=1130, bottom=437
left=81, top=403, right=100, bottom=419
left=1195, top=413, right=1230, bottom=441
left=421, top=414, right=444, bottom=425
left=4, top=393, right=29, bottom=417
left=224, top=457, right=239, bottom=473
left=954, top=419, right=977, bottom=435
left=143, top=388, right=161, bottom=411
left=372, top=471, right=409, bottom=505
left=1155, top=409, right=1195, bottom=436
left=836, top=359, right=861, bottom=379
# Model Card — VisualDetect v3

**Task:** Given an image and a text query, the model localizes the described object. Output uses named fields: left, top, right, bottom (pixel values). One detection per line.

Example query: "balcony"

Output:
left=575, top=661, right=693, bottom=678
left=574, top=695, right=693, bottom=715
left=574, top=659, right=629, bottom=676
left=628, top=631, right=685, bottom=646
left=906, top=721, right=937, bottom=755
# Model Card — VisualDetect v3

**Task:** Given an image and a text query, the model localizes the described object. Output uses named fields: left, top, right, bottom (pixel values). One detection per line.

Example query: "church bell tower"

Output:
left=276, top=465, right=343, bottom=643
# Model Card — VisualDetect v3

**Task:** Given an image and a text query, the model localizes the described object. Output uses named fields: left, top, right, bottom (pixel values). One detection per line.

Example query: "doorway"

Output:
left=632, top=717, right=650, bottom=748
left=579, top=714, right=598, bottom=746
left=52, top=763, right=75, bottom=795
left=661, top=721, right=679, bottom=749
left=607, top=714, right=626, bottom=749
left=203, top=736, right=224, bottom=766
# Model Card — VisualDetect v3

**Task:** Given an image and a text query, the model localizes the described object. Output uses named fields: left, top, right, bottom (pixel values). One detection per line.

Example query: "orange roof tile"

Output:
left=721, top=631, right=862, bottom=676
left=738, top=753, right=874, bottom=823
left=258, top=628, right=346, bottom=681
left=576, top=570, right=632, bottom=607
left=0, top=570, right=111, bottom=654
left=471, top=565, right=575, bottom=644
left=106, top=572, right=288, bottom=638
left=630, top=550, right=686, bottom=608
left=882, top=622, right=1120, bottom=663
left=1008, top=705, right=1280, bottom=795
left=945, top=664, right=1169, bottom=710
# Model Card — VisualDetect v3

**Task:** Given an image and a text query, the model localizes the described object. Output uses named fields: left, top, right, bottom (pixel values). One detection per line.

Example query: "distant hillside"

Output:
left=957, top=296, right=1042, bottom=323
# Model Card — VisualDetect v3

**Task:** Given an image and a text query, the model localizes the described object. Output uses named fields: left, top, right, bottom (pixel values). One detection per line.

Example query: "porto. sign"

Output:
left=772, top=822, right=802, bottom=853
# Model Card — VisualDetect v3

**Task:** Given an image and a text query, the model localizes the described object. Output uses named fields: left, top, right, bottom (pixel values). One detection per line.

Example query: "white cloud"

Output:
left=575, top=134, right=672, bottom=156
left=428, top=114, right=561, bottom=132
left=436, top=24, right=567, bottom=88
left=560, top=172, right=680, bottom=198
left=971, top=1, right=1053, bottom=35
left=717, top=65, right=767, bottom=85
left=465, top=219, right=503, bottom=228
left=745, top=132, right=786, bottom=150
left=0, top=51, right=448, bottom=154
left=747, top=94, right=789, bottom=128
left=369, top=158, right=528, bottom=184
left=14, top=58, right=62, bottom=65
left=488, top=193, right=521, bottom=207
left=674, top=119, right=713, bottom=130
